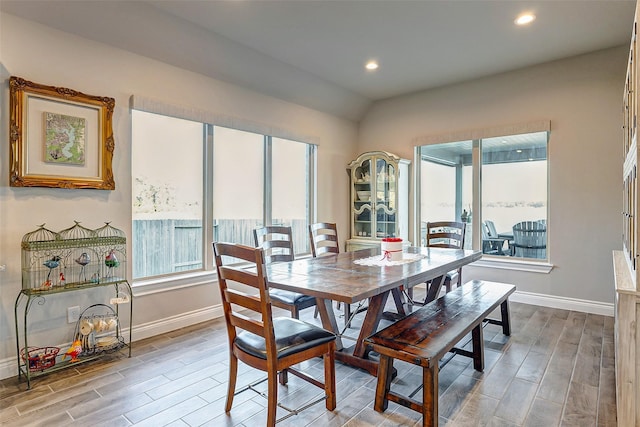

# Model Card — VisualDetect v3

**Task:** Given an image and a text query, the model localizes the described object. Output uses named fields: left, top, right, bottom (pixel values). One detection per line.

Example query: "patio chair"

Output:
left=512, top=221, right=547, bottom=259
left=483, top=220, right=511, bottom=255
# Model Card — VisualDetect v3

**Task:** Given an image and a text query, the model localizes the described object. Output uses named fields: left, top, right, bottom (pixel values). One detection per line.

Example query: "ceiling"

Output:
left=1, top=1, right=635, bottom=121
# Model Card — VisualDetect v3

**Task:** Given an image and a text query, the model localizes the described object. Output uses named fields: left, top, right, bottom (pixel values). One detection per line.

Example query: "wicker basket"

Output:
left=21, top=346, right=60, bottom=371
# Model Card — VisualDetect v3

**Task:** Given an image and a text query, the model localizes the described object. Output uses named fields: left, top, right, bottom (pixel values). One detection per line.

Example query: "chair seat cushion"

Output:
left=269, top=288, right=316, bottom=306
left=235, top=317, right=336, bottom=360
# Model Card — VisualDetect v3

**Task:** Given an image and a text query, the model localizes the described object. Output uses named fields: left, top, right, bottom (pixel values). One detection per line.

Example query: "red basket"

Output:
left=20, top=346, right=60, bottom=371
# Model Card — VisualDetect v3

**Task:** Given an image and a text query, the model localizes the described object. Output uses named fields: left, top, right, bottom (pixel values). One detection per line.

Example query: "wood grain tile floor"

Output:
left=0, top=292, right=617, bottom=426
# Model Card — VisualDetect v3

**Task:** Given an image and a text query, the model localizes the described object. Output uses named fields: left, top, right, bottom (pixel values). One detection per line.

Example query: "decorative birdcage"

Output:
left=21, top=222, right=127, bottom=292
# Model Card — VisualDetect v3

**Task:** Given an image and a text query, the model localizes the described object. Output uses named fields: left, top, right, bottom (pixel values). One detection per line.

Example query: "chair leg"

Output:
left=291, top=306, right=300, bottom=319
left=279, top=369, right=288, bottom=385
left=444, top=276, right=452, bottom=293
left=225, top=351, right=238, bottom=412
left=267, top=369, right=279, bottom=427
left=324, top=344, right=336, bottom=410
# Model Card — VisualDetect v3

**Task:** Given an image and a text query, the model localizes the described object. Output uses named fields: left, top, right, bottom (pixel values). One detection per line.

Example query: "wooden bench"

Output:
left=364, top=280, right=516, bottom=427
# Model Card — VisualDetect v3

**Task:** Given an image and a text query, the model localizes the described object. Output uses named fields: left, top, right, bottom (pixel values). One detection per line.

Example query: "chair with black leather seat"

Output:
left=213, top=242, right=336, bottom=426
left=308, top=222, right=340, bottom=257
left=425, top=221, right=466, bottom=291
left=406, top=221, right=466, bottom=307
left=253, top=226, right=316, bottom=319
left=308, top=222, right=364, bottom=328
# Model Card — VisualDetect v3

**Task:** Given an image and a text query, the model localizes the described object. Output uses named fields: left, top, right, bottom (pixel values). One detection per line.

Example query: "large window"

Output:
left=132, top=111, right=315, bottom=281
left=418, top=130, right=548, bottom=261
left=132, top=111, right=204, bottom=279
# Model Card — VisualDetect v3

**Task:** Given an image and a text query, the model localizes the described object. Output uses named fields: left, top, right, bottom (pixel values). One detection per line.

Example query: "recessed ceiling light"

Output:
left=365, top=61, right=379, bottom=71
left=515, top=13, right=536, bottom=26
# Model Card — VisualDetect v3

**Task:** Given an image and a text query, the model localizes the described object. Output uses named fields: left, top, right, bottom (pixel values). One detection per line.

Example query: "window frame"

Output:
left=130, top=97, right=317, bottom=291
left=413, top=121, right=552, bottom=272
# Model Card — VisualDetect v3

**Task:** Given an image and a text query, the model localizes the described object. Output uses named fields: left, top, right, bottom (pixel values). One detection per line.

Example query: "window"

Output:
left=132, top=111, right=315, bottom=282
left=417, top=129, right=548, bottom=261
left=132, top=111, right=204, bottom=279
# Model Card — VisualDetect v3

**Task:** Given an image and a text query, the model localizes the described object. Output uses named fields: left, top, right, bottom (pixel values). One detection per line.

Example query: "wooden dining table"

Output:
left=266, top=246, right=482, bottom=376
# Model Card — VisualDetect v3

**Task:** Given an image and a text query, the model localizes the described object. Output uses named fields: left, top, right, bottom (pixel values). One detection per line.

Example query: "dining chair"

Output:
left=404, top=221, right=466, bottom=307
left=425, top=221, right=466, bottom=292
left=308, top=222, right=340, bottom=256
left=512, top=221, right=547, bottom=259
left=308, top=222, right=365, bottom=328
left=253, top=226, right=317, bottom=319
left=213, top=242, right=336, bottom=426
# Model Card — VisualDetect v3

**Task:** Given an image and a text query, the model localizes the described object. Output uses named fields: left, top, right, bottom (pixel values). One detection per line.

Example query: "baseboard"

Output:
left=511, top=290, right=614, bottom=317
left=0, top=304, right=224, bottom=381
left=0, top=294, right=612, bottom=381
left=131, top=304, right=224, bottom=342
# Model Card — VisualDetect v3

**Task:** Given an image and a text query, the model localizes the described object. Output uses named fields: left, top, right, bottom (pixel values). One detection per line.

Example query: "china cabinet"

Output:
left=616, top=2, right=640, bottom=425
left=346, top=151, right=410, bottom=251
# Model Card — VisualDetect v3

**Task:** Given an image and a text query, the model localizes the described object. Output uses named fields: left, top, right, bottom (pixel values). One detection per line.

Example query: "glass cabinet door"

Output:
left=353, top=158, right=373, bottom=238
left=375, top=158, right=397, bottom=238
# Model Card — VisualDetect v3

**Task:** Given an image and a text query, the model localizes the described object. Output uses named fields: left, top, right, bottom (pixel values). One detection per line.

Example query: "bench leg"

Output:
left=500, top=300, right=511, bottom=336
left=422, top=365, right=438, bottom=427
left=374, top=354, right=394, bottom=413
left=472, top=324, right=484, bottom=372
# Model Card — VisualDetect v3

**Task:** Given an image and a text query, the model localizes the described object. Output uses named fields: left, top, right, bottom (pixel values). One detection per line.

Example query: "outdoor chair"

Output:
left=512, top=220, right=547, bottom=259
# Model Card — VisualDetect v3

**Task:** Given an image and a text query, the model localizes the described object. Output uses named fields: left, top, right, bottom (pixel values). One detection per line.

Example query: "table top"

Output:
left=266, top=246, right=482, bottom=304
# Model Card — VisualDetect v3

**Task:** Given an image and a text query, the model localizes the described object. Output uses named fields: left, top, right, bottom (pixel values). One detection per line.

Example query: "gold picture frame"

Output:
left=9, top=76, right=115, bottom=190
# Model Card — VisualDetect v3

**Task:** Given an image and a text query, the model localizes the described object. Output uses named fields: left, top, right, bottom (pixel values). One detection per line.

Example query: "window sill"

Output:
left=132, top=270, right=217, bottom=296
left=472, top=256, right=554, bottom=273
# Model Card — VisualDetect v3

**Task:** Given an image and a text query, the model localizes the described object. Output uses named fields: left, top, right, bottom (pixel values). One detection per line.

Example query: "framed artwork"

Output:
left=9, top=76, right=116, bottom=189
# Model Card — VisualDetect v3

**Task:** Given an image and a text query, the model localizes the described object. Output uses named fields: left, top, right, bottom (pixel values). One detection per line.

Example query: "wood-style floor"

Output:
left=0, top=290, right=617, bottom=426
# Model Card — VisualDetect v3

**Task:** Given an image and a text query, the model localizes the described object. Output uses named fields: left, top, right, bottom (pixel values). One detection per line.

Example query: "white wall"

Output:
left=358, top=46, right=626, bottom=306
left=0, top=12, right=356, bottom=378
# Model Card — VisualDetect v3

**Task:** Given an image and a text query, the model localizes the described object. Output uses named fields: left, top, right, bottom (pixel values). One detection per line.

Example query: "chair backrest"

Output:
left=213, top=242, right=276, bottom=362
left=425, top=221, right=466, bottom=249
left=309, top=222, right=339, bottom=257
left=253, top=226, right=294, bottom=264
left=512, top=221, right=547, bottom=259
left=484, top=220, right=499, bottom=238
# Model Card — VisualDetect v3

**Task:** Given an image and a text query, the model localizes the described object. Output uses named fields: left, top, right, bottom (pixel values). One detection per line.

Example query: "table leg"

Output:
left=500, top=300, right=511, bottom=336
left=391, top=288, right=406, bottom=317
left=316, top=297, right=343, bottom=351
left=353, top=290, right=390, bottom=359
left=333, top=290, right=391, bottom=376
left=425, top=275, right=446, bottom=303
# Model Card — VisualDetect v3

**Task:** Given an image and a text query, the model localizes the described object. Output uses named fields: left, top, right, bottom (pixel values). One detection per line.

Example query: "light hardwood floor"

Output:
left=0, top=294, right=616, bottom=426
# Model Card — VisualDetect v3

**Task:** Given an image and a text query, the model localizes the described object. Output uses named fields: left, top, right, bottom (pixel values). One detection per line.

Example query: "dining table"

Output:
left=266, top=246, right=483, bottom=376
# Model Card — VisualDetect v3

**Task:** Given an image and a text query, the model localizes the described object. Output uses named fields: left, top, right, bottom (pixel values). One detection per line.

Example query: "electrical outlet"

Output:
left=67, top=306, right=80, bottom=323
